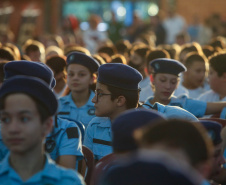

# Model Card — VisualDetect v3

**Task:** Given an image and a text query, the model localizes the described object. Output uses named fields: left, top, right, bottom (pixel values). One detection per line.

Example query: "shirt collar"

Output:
left=97, top=117, right=112, bottom=128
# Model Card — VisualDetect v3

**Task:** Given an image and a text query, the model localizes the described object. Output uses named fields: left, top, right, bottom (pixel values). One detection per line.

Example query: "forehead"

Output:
left=154, top=73, right=179, bottom=80
left=2, top=93, right=37, bottom=111
left=67, top=63, right=90, bottom=72
left=188, top=60, right=206, bottom=67
left=96, top=82, right=109, bottom=91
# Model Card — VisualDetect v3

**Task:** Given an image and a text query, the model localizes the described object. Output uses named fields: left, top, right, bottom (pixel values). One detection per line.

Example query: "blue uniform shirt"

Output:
left=0, top=131, right=8, bottom=162
left=145, top=95, right=207, bottom=118
left=143, top=102, right=198, bottom=121
left=45, top=117, right=83, bottom=161
left=84, top=117, right=113, bottom=160
left=58, top=91, right=96, bottom=128
left=0, top=153, right=85, bottom=185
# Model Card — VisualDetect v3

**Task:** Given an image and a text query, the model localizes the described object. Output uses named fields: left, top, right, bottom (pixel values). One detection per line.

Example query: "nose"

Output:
left=92, top=96, right=97, bottom=103
left=7, top=119, right=21, bottom=134
left=165, top=81, right=171, bottom=89
left=219, top=154, right=225, bottom=165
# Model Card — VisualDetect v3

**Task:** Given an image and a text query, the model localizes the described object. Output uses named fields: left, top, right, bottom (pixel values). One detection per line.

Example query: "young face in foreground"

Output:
left=0, top=94, right=51, bottom=155
left=92, top=82, right=117, bottom=118
left=152, top=73, right=179, bottom=103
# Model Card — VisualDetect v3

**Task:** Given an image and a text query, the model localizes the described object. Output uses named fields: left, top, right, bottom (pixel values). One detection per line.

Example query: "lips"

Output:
left=7, top=138, right=24, bottom=145
left=162, top=92, right=171, bottom=96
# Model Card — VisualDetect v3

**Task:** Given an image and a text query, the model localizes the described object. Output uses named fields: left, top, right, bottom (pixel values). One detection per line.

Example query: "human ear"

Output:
left=116, top=96, right=126, bottom=107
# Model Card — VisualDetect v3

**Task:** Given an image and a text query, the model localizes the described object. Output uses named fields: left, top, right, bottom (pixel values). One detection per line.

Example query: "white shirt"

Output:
left=198, top=90, right=226, bottom=102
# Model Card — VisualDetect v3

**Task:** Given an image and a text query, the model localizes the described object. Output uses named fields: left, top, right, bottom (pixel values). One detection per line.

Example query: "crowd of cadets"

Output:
left=1, top=34, right=226, bottom=185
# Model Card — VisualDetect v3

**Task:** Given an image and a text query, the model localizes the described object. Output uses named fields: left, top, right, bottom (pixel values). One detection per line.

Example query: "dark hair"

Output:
left=146, top=49, right=170, bottom=68
left=46, top=55, right=67, bottom=74
left=98, top=46, right=117, bottom=57
left=184, top=52, right=207, bottom=68
left=209, top=52, right=226, bottom=76
left=202, top=45, right=215, bottom=58
left=115, top=40, right=131, bottom=54
left=136, top=119, right=213, bottom=167
left=0, top=47, right=16, bottom=61
left=111, top=54, right=127, bottom=64
left=106, top=84, right=139, bottom=109
left=0, top=93, right=51, bottom=122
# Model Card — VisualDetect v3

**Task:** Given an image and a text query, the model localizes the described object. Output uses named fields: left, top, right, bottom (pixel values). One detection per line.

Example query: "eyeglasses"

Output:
left=94, top=90, right=112, bottom=102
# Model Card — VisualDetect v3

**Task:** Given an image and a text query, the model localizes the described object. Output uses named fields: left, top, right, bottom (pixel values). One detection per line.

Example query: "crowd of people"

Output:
left=0, top=8, right=226, bottom=185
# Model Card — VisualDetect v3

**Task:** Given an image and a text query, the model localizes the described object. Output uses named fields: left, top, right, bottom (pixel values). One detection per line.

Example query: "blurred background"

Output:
left=1, top=0, right=226, bottom=47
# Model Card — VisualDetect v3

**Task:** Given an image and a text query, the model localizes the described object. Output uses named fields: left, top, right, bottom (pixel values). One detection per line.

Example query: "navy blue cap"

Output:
left=66, top=51, right=100, bottom=73
left=100, top=150, right=201, bottom=185
left=112, top=108, right=165, bottom=152
left=98, top=63, right=143, bottom=90
left=0, top=76, right=58, bottom=116
left=199, top=120, right=222, bottom=145
left=4, top=60, right=56, bottom=89
left=150, top=58, right=187, bottom=76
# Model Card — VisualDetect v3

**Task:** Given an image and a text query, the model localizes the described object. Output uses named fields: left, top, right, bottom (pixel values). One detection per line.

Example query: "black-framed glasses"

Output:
left=94, top=90, right=112, bottom=102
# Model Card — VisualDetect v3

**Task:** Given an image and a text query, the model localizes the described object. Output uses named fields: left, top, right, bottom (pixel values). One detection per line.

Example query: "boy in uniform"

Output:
left=0, top=75, right=85, bottom=184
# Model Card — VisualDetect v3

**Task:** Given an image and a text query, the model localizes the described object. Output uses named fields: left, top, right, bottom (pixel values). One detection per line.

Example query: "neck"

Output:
left=151, top=95, right=171, bottom=105
left=71, top=89, right=90, bottom=108
left=218, top=91, right=226, bottom=100
left=54, top=80, right=66, bottom=93
left=109, top=107, right=128, bottom=122
left=9, top=144, right=45, bottom=181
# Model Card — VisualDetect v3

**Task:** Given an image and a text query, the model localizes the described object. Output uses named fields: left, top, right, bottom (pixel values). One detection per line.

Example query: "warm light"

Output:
left=117, top=6, right=126, bottom=17
left=148, top=3, right=159, bottom=16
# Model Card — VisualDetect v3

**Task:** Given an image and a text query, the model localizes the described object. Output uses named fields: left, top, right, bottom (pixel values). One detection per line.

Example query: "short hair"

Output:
left=111, top=54, right=127, bottom=65
left=146, top=49, right=170, bottom=68
left=64, top=45, right=91, bottom=56
left=46, top=55, right=67, bottom=74
left=23, top=39, right=45, bottom=55
left=135, top=119, right=213, bottom=167
left=92, top=54, right=106, bottom=65
left=184, top=52, right=208, bottom=68
left=98, top=45, right=117, bottom=57
left=208, top=52, right=226, bottom=76
left=0, top=47, right=16, bottom=61
left=106, top=84, right=140, bottom=109
left=202, top=45, right=215, bottom=58
left=115, top=40, right=131, bottom=54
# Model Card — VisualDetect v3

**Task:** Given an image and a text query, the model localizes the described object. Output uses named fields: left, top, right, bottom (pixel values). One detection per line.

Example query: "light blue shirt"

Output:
left=58, top=91, right=96, bottom=129
left=45, top=117, right=83, bottom=161
left=144, top=95, right=207, bottom=118
left=0, top=153, right=85, bottom=185
left=0, top=117, right=83, bottom=163
left=84, top=117, right=113, bottom=160
left=143, top=102, right=198, bottom=121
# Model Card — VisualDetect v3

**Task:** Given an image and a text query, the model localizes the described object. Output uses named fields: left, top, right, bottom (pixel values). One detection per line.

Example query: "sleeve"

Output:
left=58, top=127, right=83, bottom=161
left=83, top=122, right=94, bottom=152
left=184, top=98, right=207, bottom=118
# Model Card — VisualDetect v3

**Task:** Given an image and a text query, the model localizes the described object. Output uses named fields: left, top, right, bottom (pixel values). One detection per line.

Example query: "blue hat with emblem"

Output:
left=0, top=76, right=58, bottom=116
left=66, top=51, right=100, bottom=73
left=97, top=63, right=143, bottom=90
left=199, top=120, right=222, bottom=145
left=150, top=58, right=187, bottom=76
left=112, top=108, right=166, bottom=152
left=4, top=60, right=56, bottom=89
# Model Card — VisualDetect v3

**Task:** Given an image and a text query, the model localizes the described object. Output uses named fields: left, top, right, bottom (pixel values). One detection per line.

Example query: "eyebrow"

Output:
left=1, top=110, right=33, bottom=115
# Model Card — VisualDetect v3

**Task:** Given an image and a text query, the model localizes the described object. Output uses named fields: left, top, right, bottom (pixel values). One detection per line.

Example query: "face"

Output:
left=184, top=61, right=207, bottom=89
left=130, top=53, right=143, bottom=66
left=211, top=143, right=225, bottom=177
left=67, top=64, right=93, bottom=93
left=28, top=50, right=41, bottom=62
left=0, top=94, right=50, bottom=155
left=92, top=82, right=117, bottom=118
left=152, top=73, right=179, bottom=102
left=208, top=67, right=222, bottom=93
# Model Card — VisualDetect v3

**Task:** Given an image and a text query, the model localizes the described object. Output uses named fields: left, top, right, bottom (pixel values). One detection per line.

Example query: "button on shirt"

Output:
left=0, top=153, right=85, bottom=185
left=58, top=91, right=96, bottom=129
left=84, top=117, right=113, bottom=160
left=45, top=117, right=83, bottom=162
